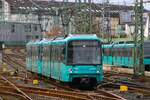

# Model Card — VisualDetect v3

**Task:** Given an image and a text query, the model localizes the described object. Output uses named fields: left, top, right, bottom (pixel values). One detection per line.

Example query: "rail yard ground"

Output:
left=0, top=47, right=150, bottom=100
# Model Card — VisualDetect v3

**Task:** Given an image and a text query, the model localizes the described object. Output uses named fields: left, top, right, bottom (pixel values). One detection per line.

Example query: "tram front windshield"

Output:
left=67, top=40, right=101, bottom=65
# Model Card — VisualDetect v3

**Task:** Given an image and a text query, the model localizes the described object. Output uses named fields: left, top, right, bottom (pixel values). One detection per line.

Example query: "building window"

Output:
left=24, top=24, right=31, bottom=32
left=11, top=24, right=15, bottom=33
left=34, top=25, right=38, bottom=31
left=0, top=1, right=2, bottom=9
left=35, top=36, right=38, bottom=39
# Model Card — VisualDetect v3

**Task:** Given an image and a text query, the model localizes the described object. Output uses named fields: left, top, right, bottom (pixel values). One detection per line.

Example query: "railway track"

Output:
left=41, top=75, right=127, bottom=100
left=98, top=75, right=150, bottom=99
left=0, top=75, right=32, bottom=100
left=0, top=47, right=137, bottom=100
left=0, top=75, right=92, bottom=100
left=3, top=54, right=28, bottom=77
left=0, top=86, right=91, bottom=100
left=0, top=91, right=28, bottom=100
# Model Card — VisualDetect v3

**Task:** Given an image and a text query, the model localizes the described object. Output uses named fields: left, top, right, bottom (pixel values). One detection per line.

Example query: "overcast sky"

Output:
left=109, top=0, right=150, bottom=10
left=53, top=0, right=150, bottom=10
left=110, top=0, right=150, bottom=10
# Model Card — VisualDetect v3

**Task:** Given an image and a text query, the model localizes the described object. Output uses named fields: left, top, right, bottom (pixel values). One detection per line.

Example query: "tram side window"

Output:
left=122, top=48, right=125, bottom=56
left=40, top=46, right=49, bottom=61
left=39, top=46, right=43, bottom=60
left=106, top=48, right=110, bottom=56
left=46, top=46, right=50, bottom=61
left=58, top=46, right=61, bottom=62
left=60, top=45, right=65, bottom=63
left=116, top=48, right=118, bottom=57
left=36, top=46, right=40, bottom=59
left=55, top=45, right=65, bottom=63
left=123, top=48, right=126, bottom=57
left=126, top=48, right=128, bottom=57
left=31, top=46, right=33, bottom=58
left=111, top=48, right=113, bottom=56
left=111, top=48, right=114, bottom=56
left=30, top=47, right=32, bottom=58
left=120, top=48, right=122, bottom=56
left=27, top=46, right=31, bottom=58
left=55, top=46, right=59, bottom=62
left=34, top=47, right=36, bottom=59
left=43, top=46, right=47, bottom=61
left=115, top=48, right=117, bottom=57
left=118, top=48, right=120, bottom=56
left=36, top=46, right=39, bottom=60
left=38, top=46, right=41, bottom=60
left=130, top=48, right=133, bottom=57
left=50, top=45, right=65, bottom=63
left=32, top=46, right=33, bottom=58
left=32, top=46, right=35, bottom=59
left=57, top=46, right=61, bottom=62
left=104, top=48, right=108, bottom=56
left=116, top=48, right=118, bottom=56
left=102, top=48, right=105, bottom=56
left=51, top=46, right=55, bottom=62
left=53, top=46, right=58, bottom=62
left=122, top=48, right=125, bottom=57
left=34, top=46, right=37, bottom=59
left=127, top=48, right=131, bottom=57
left=56, top=46, right=60, bottom=62
left=26, top=47, right=29, bottom=58
left=49, top=45, right=52, bottom=61
left=104, top=49, right=106, bottom=56
left=51, top=46, right=54, bottom=62
left=113, top=48, right=116, bottom=57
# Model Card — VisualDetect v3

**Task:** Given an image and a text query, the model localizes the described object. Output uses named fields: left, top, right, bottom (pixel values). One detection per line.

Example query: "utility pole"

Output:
left=133, top=0, right=145, bottom=77
left=74, top=0, right=93, bottom=34
left=89, top=0, right=92, bottom=34
left=61, top=0, right=73, bottom=35
left=101, top=0, right=111, bottom=42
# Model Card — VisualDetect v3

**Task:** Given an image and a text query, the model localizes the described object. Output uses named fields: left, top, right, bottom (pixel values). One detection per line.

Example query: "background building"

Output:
left=2, top=0, right=148, bottom=45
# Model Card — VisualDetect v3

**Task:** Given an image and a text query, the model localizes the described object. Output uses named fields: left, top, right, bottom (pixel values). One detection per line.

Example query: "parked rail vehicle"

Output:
left=102, top=41, right=150, bottom=71
left=26, top=34, right=103, bottom=86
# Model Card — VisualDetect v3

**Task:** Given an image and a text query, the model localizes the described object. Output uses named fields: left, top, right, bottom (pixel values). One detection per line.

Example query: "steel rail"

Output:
left=0, top=91, right=27, bottom=100
left=7, top=54, right=25, bottom=60
left=0, top=76, right=33, bottom=100
left=89, top=94, right=122, bottom=100
left=98, top=82, right=150, bottom=96
left=0, top=85, right=90, bottom=100
left=2, top=47, right=128, bottom=100
left=95, top=89, right=126, bottom=100
left=0, top=96, right=2, bottom=100
left=16, top=85, right=92, bottom=100
left=129, top=87, right=150, bottom=96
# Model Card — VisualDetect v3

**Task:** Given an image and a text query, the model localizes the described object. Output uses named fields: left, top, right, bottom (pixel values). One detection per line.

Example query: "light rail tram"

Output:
left=26, top=34, right=103, bottom=86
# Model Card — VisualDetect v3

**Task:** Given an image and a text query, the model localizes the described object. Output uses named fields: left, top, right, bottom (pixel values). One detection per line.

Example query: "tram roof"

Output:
left=102, top=43, right=134, bottom=48
left=26, top=34, right=102, bottom=45
left=65, top=34, right=101, bottom=41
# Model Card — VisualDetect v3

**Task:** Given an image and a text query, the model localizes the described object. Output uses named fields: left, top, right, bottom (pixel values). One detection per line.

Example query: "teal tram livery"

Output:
left=102, top=41, right=150, bottom=71
left=26, top=34, right=103, bottom=86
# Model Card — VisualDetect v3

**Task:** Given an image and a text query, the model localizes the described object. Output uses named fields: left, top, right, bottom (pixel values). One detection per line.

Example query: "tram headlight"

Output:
left=69, top=68, right=72, bottom=73
left=97, top=70, right=100, bottom=73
